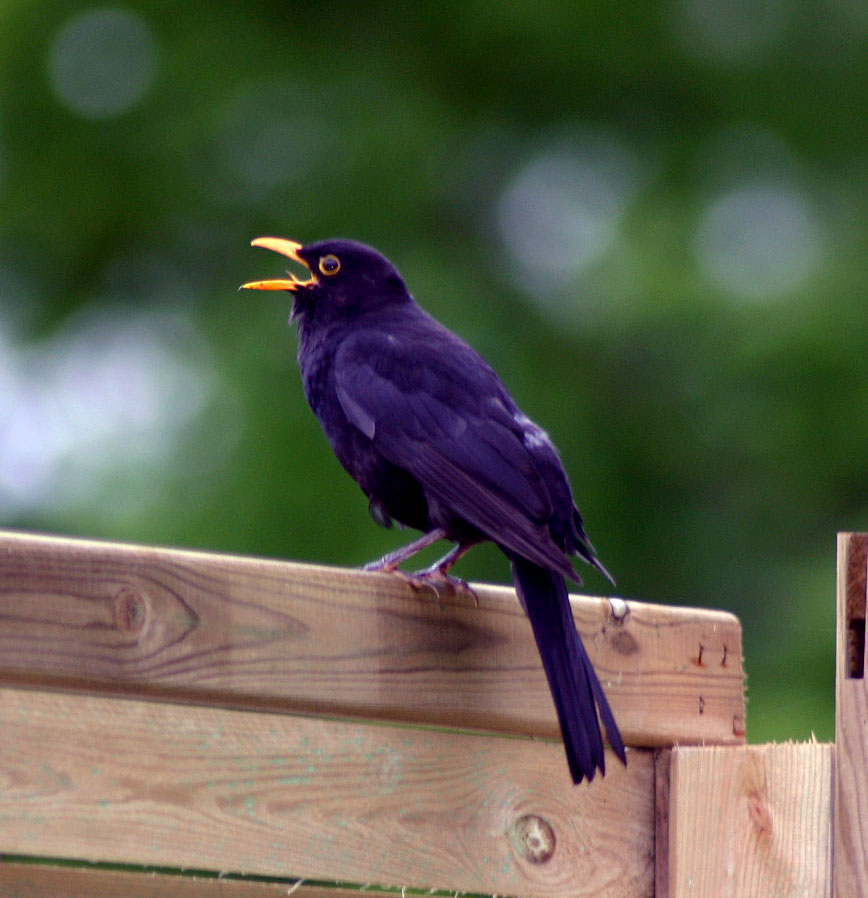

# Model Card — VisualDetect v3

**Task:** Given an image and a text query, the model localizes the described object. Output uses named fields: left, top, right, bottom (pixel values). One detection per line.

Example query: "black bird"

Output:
left=242, top=237, right=626, bottom=783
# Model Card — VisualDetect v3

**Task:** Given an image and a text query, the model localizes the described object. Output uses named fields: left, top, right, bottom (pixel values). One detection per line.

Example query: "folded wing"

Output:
left=334, top=323, right=579, bottom=580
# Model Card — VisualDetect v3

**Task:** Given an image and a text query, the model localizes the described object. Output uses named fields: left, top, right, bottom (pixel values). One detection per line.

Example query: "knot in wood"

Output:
left=114, top=586, right=147, bottom=632
left=511, top=813, right=556, bottom=864
left=610, top=629, right=639, bottom=656
left=747, top=788, right=773, bottom=839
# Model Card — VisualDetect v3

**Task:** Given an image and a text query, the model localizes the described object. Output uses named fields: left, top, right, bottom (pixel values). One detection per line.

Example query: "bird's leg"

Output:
left=364, top=531, right=478, bottom=602
left=363, top=527, right=449, bottom=573
left=413, top=541, right=475, bottom=578
left=408, top=541, right=480, bottom=603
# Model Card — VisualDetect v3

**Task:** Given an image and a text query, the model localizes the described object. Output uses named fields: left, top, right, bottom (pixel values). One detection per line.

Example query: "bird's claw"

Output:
left=365, top=563, right=478, bottom=604
left=406, top=568, right=479, bottom=605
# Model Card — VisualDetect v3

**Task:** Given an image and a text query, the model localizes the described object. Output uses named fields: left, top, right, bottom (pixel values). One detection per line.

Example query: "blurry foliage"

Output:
left=2, top=0, right=867, bottom=743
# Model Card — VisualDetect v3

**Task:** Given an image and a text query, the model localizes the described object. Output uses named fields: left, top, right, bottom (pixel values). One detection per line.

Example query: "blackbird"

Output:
left=242, top=237, right=625, bottom=783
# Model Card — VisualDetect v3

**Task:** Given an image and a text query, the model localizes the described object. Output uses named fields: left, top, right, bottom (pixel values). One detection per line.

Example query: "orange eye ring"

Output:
left=319, top=254, right=341, bottom=276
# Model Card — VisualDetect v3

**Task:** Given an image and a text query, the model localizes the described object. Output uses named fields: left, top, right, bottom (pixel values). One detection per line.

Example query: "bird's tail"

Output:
left=510, top=555, right=626, bottom=784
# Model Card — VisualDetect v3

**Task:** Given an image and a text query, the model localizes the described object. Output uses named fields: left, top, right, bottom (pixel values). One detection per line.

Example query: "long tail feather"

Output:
left=510, top=555, right=626, bottom=783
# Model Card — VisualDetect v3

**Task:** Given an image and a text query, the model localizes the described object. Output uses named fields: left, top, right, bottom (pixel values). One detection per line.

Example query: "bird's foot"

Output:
left=361, top=558, right=441, bottom=599
left=364, top=562, right=478, bottom=603
left=406, top=566, right=479, bottom=605
left=362, top=534, right=478, bottom=602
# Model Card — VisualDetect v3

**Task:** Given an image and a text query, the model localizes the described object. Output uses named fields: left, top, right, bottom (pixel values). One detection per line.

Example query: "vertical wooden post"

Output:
left=835, top=533, right=868, bottom=897
left=662, top=743, right=832, bottom=897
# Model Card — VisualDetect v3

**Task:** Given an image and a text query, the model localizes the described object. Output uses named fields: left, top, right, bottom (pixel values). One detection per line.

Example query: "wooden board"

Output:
left=0, top=687, right=654, bottom=898
left=0, top=530, right=745, bottom=748
left=0, top=862, right=321, bottom=898
left=664, top=744, right=833, bottom=898
left=834, top=533, right=868, bottom=898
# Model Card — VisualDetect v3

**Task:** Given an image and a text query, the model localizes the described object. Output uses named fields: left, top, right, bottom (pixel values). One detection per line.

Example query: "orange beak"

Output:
left=240, top=237, right=317, bottom=291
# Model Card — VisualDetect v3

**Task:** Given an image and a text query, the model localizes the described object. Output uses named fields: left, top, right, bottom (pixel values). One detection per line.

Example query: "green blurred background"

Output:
left=3, top=0, right=865, bottom=744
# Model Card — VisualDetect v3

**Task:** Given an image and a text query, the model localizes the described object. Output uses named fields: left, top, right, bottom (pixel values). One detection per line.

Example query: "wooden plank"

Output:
left=835, top=533, right=868, bottom=898
left=654, top=749, right=671, bottom=898
left=0, top=861, right=402, bottom=898
left=666, top=744, right=833, bottom=898
left=0, top=686, right=655, bottom=898
left=0, top=862, right=315, bottom=897
left=0, top=530, right=744, bottom=748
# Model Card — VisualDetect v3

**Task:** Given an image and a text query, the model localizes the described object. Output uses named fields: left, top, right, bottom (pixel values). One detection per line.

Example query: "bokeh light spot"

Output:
left=694, top=182, right=822, bottom=300
left=497, top=132, right=639, bottom=295
left=0, top=308, right=216, bottom=514
left=48, top=8, right=157, bottom=119
left=672, top=0, right=789, bottom=64
left=201, top=80, right=329, bottom=205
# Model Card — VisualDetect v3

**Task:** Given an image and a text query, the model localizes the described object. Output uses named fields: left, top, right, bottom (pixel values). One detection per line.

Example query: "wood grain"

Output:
left=0, top=686, right=654, bottom=898
left=0, top=862, right=322, bottom=898
left=835, top=533, right=868, bottom=898
left=654, top=749, right=671, bottom=898
left=0, top=529, right=744, bottom=748
left=666, top=744, right=833, bottom=898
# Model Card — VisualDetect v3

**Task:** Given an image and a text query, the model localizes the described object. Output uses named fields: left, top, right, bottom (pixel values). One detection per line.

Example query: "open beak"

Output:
left=240, top=237, right=317, bottom=291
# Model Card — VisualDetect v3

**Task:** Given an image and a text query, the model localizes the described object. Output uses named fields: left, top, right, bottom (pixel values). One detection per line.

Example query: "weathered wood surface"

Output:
left=0, top=863, right=324, bottom=898
left=0, top=530, right=745, bottom=748
left=0, top=686, right=655, bottom=898
left=654, top=749, right=672, bottom=898
left=0, top=862, right=410, bottom=898
left=835, top=533, right=868, bottom=898
left=665, top=743, right=833, bottom=898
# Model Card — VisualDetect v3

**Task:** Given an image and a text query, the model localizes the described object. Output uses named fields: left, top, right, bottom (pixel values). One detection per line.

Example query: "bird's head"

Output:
left=241, top=237, right=409, bottom=325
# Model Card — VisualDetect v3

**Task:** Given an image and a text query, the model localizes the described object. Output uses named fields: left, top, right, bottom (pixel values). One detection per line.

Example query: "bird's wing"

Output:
left=334, top=325, right=577, bottom=579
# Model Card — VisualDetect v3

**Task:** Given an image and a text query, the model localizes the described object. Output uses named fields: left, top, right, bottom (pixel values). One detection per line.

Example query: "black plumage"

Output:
left=242, top=236, right=626, bottom=783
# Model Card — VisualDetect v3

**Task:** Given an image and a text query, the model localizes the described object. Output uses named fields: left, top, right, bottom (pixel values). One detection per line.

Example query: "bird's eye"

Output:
left=319, top=254, right=341, bottom=276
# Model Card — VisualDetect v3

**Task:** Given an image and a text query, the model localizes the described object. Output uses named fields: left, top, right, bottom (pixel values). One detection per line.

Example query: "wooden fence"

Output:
left=0, top=529, right=861, bottom=896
